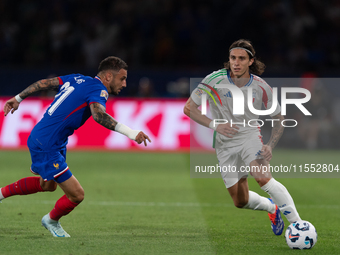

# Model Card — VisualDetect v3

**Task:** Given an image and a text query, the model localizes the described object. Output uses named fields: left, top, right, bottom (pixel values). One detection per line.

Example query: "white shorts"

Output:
left=216, top=131, right=263, bottom=188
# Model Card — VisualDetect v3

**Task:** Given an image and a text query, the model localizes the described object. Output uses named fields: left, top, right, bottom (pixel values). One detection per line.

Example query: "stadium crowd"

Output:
left=1, top=0, right=340, bottom=73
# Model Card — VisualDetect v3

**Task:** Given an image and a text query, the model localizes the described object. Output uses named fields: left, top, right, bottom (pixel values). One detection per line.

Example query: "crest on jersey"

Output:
left=53, top=162, right=59, bottom=169
left=100, top=90, right=108, bottom=100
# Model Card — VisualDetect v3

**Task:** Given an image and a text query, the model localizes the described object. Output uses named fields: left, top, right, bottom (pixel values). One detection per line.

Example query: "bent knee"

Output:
left=233, top=200, right=248, bottom=208
left=41, top=182, right=58, bottom=192
left=255, top=178, right=271, bottom=187
left=76, top=193, right=85, bottom=203
left=69, top=188, right=85, bottom=203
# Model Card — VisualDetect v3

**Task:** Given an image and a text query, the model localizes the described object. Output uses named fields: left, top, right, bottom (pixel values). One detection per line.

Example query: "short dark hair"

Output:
left=224, top=39, right=266, bottom=75
left=98, top=56, right=128, bottom=73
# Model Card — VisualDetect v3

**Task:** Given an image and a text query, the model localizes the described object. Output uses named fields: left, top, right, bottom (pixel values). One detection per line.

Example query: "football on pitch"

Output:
left=285, top=220, right=317, bottom=249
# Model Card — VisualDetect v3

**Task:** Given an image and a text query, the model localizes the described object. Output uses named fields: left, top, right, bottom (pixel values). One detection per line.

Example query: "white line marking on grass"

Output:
left=3, top=200, right=340, bottom=209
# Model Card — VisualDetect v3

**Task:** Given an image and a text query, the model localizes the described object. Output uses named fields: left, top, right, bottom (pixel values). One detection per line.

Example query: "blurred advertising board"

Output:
left=0, top=98, right=213, bottom=151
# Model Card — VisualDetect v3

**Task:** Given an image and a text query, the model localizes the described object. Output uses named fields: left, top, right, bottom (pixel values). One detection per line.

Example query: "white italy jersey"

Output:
left=191, top=69, right=281, bottom=148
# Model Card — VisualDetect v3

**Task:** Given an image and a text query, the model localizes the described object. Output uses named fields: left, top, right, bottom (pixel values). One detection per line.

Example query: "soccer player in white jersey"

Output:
left=184, top=39, right=301, bottom=235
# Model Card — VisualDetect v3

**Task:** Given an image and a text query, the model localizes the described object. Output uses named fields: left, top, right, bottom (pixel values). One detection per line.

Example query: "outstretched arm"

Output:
left=18, top=78, right=60, bottom=99
left=3, top=78, right=60, bottom=116
left=90, top=102, right=151, bottom=146
left=90, top=102, right=118, bottom=130
left=261, top=113, right=285, bottom=161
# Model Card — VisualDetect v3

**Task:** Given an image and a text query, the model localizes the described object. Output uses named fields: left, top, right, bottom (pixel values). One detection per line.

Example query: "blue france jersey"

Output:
left=29, top=74, right=108, bottom=150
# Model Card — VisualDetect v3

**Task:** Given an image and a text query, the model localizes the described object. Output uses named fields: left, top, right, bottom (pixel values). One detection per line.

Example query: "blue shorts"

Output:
left=27, top=136, right=72, bottom=183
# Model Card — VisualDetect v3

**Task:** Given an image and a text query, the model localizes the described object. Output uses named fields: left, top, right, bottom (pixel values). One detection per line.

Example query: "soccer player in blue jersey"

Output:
left=1, top=56, right=151, bottom=237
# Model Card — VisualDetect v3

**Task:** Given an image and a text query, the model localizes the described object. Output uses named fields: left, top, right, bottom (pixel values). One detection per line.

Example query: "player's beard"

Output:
left=111, top=84, right=120, bottom=95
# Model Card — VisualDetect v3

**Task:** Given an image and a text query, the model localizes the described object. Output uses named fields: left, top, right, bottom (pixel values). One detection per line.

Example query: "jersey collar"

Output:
left=95, top=76, right=102, bottom=83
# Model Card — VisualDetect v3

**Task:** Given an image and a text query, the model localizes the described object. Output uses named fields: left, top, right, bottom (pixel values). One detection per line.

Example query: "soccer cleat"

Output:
left=267, top=198, right=284, bottom=235
left=41, top=214, right=70, bottom=237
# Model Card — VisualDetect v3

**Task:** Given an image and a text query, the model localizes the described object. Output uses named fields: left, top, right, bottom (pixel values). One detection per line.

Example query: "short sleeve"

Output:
left=190, top=77, right=212, bottom=106
left=191, top=87, right=205, bottom=105
left=84, top=83, right=108, bottom=108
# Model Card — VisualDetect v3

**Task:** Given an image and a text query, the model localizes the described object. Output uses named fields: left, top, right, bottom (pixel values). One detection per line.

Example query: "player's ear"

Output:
left=105, top=71, right=113, bottom=82
left=248, top=58, right=254, bottom=66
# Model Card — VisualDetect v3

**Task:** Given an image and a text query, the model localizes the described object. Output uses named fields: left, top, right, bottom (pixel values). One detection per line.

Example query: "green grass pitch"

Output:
left=0, top=149, right=339, bottom=255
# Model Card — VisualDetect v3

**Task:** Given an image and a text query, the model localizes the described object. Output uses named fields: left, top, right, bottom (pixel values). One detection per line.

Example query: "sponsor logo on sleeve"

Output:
left=195, top=88, right=204, bottom=97
left=100, top=90, right=108, bottom=100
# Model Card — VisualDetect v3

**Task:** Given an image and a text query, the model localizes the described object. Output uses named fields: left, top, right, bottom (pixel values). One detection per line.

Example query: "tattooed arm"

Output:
left=90, top=102, right=118, bottom=131
left=267, top=113, right=285, bottom=149
left=19, top=78, right=60, bottom=100
left=90, top=102, right=151, bottom=146
left=3, top=78, right=60, bottom=116
left=261, top=113, right=285, bottom=162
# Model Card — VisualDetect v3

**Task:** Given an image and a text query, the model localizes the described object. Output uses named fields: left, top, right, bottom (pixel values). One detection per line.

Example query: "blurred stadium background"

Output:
left=0, top=0, right=339, bottom=150
left=0, top=2, right=340, bottom=254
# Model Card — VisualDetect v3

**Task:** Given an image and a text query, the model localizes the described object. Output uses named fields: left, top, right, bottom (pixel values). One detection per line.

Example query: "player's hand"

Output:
left=216, top=123, right=239, bottom=138
left=135, top=131, right=151, bottom=146
left=3, top=97, right=20, bottom=116
left=261, top=145, right=272, bottom=162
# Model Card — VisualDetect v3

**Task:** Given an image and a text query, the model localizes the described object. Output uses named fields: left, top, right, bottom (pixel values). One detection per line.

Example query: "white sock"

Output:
left=243, top=191, right=276, bottom=214
left=261, top=178, right=301, bottom=223
left=0, top=188, right=4, bottom=200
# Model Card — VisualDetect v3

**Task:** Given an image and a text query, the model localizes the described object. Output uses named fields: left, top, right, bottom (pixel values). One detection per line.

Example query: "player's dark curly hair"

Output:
left=224, top=39, right=266, bottom=75
left=98, top=56, right=128, bottom=73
